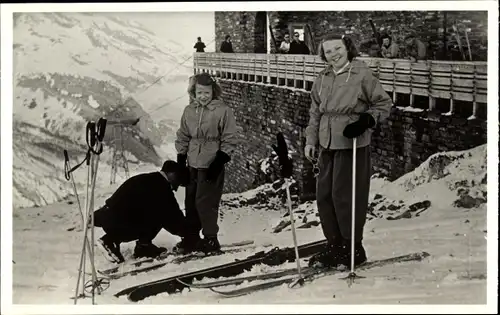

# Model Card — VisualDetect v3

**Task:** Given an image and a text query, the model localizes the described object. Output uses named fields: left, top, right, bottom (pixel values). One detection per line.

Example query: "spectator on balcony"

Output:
left=279, top=33, right=291, bottom=54
left=220, top=35, right=234, bottom=53
left=404, top=33, right=427, bottom=62
left=359, top=38, right=381, bottom=57
left=380, top=33, right=399, bottom=59
left=304, top=33, right=392, bottom=270
left=175, top=73, right=239, bottom=256
left=288, top=32, right=310, bottom=55
left=194, top=37, right=206, bottom=53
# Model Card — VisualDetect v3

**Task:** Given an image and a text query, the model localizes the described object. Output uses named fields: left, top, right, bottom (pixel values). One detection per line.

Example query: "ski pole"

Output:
left=73, top=119, right=107, bottom=304
left=74, top=148, right=93, bottom=303
left=74, top=146, right=94, bottom=303
left=88, top=147, right=102, bottom=302
left=64, top=150, right=95, bottom=282
left=349, top=137, right=357, bottom=277
left=64, top=150, right=84, bottom=229
left=284, top=177, right=304, bottom=287
left=86, top=118, right=107, bottom=304
left=341, top=137, right=365, bottom=286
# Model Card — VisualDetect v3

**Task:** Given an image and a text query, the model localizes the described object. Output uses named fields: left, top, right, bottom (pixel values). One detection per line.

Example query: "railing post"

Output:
left=468, top=64, right=478, bottom=120
left=302, top=55, right=306, bottom=90
left=392, top=61, right=397, bottom=104
left=428, top=61, right=436, bottom=112
left=254, top=56, right=257, bottom=83
left=444, top=62, right=454, bottom=116
left=284, top=55, right=288, bottom=87
left=312, top=57, right=316, bottom=91
left=219, top=54, right=222, bottom=79
left=193, top=53, right=197, bottom=75
left=267, top=54, right=271, bottom=84
left=293, top=56, right=297, bottom=88
left=232, top=55, right=236, bottom=80
left=276, top=55, right=280, bottom=86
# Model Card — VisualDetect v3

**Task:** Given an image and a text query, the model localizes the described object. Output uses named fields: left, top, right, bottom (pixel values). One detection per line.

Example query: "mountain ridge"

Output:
left=13, top=12, right=191, bottom=208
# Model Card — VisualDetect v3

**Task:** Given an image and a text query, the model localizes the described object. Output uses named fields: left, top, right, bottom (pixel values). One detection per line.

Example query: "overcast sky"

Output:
left=116, top=12, right=216, bottom=53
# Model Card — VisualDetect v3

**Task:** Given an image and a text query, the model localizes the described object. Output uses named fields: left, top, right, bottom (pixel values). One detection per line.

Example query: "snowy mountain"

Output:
left=13, top=12, right=193, bottom=208
left=11, top=145, right=488, bottom=306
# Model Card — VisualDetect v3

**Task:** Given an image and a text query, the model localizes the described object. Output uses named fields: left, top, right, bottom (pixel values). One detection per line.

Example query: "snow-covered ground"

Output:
left=9, top=145, right=493, bottom=312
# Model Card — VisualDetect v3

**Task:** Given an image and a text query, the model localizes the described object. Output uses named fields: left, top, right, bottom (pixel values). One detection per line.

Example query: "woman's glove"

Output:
left=343, top=113, right=375, bottom=139
left=206, top=151, right=231, bottom=182
left=177, top=154, right=190, bottom=187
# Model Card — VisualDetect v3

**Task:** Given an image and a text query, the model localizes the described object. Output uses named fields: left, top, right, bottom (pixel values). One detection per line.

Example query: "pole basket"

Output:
left=340, top=271, right=366, bottom=287
left=84, top=277, right=110, bottom=294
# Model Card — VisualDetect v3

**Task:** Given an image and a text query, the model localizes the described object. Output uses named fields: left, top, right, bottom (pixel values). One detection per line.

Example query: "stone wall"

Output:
left=219, top=80, right=487, bottom=200
left=216, top=11, right=488, bottom=61
left=214, top=12, right=267, bottom=53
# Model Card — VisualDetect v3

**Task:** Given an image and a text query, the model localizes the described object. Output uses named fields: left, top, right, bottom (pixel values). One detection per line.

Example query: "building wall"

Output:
left=218, top=80, right=487, bottom=200
left=214, top=12, right=268, bottom=53
left=216, top=11, right=488, bottom=61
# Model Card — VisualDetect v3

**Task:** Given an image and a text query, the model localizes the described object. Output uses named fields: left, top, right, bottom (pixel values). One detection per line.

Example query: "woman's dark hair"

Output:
left=318, top=33, right=358, bottom=62
left=188, top=72, right=222, bottom=100
left=225, top=35, right=231, bottom=40
left=380, top=33, right=392, bottom=44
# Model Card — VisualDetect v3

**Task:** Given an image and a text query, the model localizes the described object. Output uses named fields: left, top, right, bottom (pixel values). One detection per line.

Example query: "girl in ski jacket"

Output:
left=174, top=72, right=238, bottom=254
left=304, top=34, right=392, bottom=269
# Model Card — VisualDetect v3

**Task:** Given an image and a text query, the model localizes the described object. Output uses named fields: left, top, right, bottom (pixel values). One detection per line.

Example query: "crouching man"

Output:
left=94, top=160, right=190, bottom=264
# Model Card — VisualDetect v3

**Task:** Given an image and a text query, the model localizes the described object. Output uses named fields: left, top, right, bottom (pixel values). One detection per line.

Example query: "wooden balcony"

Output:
left=193, top=53, right=487, bottom=120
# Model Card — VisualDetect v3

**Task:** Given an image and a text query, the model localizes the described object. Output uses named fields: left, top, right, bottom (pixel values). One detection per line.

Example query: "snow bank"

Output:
left=383, top=144, right=487, bottom=209
left=272, top=144, right=487, bottom=233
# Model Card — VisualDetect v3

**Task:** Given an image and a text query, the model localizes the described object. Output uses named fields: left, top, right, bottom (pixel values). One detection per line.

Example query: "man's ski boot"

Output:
left=195, top=236, right=223, bottom=256
left=172, top=235, right=201, bottom=255
left=307, top=240, right=345, bottom=269
left=97, top=234, right=125, bottom=264
left=133, top=241, right=168, bottom=259
left=335, top=240, right=368, bottom=269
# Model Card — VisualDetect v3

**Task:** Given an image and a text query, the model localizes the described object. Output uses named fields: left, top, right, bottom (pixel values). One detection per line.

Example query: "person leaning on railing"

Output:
left=304, top=33, right=392, bottom=269
left=404, top=33, right=427, bottom=62
left=220, top=35, right=234, bottom=53
left=380, top=33, right=400, bottom=59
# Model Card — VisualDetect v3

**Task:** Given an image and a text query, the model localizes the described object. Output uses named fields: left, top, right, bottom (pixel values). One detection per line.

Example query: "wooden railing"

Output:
left=193, top=53, right=487, bottom=120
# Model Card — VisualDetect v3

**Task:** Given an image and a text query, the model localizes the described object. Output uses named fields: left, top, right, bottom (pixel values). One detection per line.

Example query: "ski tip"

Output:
left=175, top=278, right=191, bottom=287
left=126, top=290, right=143, bottom=302
left=208, top=286, right=246, bottom=297
left=227, top=240, right=254, bottom=247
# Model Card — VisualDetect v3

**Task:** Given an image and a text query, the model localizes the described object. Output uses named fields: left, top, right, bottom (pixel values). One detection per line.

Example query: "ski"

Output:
left=208, top=274, right=308, bottom=297
left=98, top=240, right=256, bottom=276
left=116, top=239, right=328, bottom=301
left=100, top=245, right=260, bottom=280
left=209, top=251, right=430, bottom=297
left=175, top=266, right=302, bottom=289
left=98, top=254, right=172, bottom=276
left=170, top=245, right=264, bottom=264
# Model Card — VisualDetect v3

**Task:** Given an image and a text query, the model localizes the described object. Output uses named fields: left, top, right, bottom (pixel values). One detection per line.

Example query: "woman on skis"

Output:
left=304, top=34, right=392, bottom=268
left=174, top=72, right=239, bottom=255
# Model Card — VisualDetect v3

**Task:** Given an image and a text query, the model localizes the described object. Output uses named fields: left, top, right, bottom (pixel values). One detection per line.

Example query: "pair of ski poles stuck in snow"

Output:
left=64, top=118, right=109, bottom=304
left=276, top=133, right=363, bottom=288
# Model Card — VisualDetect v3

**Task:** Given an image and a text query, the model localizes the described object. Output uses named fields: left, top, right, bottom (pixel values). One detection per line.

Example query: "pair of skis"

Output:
left=177, top=251, right=431, bottom=297
left=115, top=239, right=329, bottom=301
left=98, top=240, right=258, bottom=280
